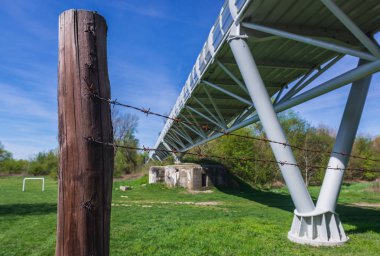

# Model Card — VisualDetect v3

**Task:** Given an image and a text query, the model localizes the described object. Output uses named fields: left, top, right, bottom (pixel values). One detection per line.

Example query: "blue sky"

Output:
left=0, top=0, right=379, bottom=159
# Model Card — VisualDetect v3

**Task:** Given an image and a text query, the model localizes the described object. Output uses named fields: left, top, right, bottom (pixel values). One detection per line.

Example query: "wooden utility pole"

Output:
left=57, top=10, right=114, bottom=256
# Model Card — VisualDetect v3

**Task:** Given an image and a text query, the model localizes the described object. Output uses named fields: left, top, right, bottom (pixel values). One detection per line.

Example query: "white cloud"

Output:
left=0, top=82, right=57, bottom=120
left=2, top=138, right=56, bottom=160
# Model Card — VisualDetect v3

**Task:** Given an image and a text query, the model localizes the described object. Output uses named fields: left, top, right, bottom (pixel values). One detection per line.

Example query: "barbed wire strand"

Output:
left=88, top=94, right=380, bottom=164
left=83, top=136, right=380, bottom=174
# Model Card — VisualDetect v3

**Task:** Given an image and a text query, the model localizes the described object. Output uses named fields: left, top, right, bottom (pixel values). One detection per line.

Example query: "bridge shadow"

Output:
left=0, top=203, right=57, bottom=216
left=215, top=176, right=380, bottom=235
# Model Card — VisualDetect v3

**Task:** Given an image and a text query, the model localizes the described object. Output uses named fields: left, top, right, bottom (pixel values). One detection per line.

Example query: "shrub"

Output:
left=0, top=159, right=29, bottom=174
left=28, top=150, right=58, bottom=176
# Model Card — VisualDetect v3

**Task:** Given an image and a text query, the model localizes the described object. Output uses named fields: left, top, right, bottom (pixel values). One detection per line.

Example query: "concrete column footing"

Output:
left=288, top=211, right=348, bottom=246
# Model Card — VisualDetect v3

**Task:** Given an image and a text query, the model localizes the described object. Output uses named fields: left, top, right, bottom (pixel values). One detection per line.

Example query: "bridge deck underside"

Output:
left=153, top=0, right=380, bottom=160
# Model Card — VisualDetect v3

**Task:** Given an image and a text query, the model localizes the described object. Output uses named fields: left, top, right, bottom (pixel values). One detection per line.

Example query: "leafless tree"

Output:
left=111, top=108, right=139, bottom=143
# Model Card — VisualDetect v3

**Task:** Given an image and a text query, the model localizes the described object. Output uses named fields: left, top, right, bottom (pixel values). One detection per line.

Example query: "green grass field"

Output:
left=0, top=176, right=379, bottom=256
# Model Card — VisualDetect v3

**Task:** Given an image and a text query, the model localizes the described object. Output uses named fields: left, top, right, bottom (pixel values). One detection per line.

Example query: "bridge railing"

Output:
left=156, top=0, right=251, bottom=148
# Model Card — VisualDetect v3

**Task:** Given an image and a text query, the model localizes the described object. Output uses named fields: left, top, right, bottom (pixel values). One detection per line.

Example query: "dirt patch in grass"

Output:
left=111, top=203, right=132, bottom=207
left=185, top=190, right=214, bottom=194
left=193, top=201, right=220, bottom=206
left=351, top=202, right=380, bottom=208
left=172, top=201, right=221, bottom=206
left=112, top=200, right=222, bottom=207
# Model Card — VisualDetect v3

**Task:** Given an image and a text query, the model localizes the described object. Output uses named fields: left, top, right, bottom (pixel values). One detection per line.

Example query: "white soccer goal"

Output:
left=22, top=177, right=45, bottom=192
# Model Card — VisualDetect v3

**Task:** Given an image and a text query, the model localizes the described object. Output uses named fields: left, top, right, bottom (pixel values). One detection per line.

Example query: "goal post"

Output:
left=22, top=177, right=45, bottom=192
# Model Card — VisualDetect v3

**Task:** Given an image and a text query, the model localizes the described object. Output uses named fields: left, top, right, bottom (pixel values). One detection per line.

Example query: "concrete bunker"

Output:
left=149, top=163, right=234, bottom=190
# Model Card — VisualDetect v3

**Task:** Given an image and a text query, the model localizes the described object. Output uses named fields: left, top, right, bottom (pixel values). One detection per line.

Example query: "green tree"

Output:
left=1, top=159, right=29, bottom=174
left=349, top=136, right=379, bottom=181
left=29, top=150, right=58, bottom=177
left=185, top=126, right=278, bottom=187
left=184, top=111, right=339, bottom=186
left=0, top=142, right=12, bottom=162
left=0, top=142, right=13, bottom=174
left=371, top=135, right=380, bottom=176
left=297, top=126, right=334, bottom=186
left=112, top=109, right=144, bottom=177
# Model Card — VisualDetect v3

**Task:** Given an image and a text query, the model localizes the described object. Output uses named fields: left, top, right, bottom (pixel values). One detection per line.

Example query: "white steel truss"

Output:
left=151, top=0, right=380, bottom=246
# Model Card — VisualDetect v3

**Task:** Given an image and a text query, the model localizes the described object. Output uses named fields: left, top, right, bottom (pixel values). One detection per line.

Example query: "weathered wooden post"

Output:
left=57, top=10, right=114, bottom=256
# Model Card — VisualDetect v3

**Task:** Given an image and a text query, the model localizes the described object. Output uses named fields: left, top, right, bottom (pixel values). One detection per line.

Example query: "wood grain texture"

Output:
left=57, top=9, right=114, bottom=256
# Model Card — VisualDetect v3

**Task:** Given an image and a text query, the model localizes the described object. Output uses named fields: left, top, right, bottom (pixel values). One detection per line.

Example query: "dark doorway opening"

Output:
left=202, top=173, right=207, bottom=187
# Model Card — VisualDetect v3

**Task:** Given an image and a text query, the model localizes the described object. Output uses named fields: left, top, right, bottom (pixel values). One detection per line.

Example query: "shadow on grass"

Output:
left=0, top=203, right=57, bottom=216
left=216, top=176, right=380, bottom=234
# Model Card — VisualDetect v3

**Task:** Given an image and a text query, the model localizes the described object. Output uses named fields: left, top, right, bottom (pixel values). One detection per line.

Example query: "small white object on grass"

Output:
left=119, top=186, right=132, bottom=191
left=22, top=177, right=45, bottom=192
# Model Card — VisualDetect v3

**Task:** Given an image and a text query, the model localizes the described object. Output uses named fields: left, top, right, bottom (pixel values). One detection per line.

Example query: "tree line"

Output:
left=0, top=110, right=147, bottom=178
left=183, top=111, right=380, bottom=187
left=1, top=111, right=379, bottom=185
left=0, top=145, right=58, bottom=177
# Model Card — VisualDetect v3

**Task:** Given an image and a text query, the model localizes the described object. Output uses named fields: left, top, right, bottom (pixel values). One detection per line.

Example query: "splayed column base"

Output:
left=288, top=210, right=348, bottom=246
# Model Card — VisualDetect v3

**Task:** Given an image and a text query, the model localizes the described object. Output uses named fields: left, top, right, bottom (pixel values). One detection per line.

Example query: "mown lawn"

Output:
left=0, top=176, right=379, bottom=255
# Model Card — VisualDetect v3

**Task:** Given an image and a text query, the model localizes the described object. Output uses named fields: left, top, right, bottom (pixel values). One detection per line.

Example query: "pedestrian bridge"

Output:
left=151, top=0, right=380, bottom=246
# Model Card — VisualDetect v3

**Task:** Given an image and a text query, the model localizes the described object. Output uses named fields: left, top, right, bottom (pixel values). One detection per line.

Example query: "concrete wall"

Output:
left=164, top=164, right=197, bottom=188
left=148, top=163, right=232, bottom=190
left=148, top=166, right=165, bottom=184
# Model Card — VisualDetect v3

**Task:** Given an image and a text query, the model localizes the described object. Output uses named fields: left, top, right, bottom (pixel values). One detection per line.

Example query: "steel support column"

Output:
left=317, top=60, right=372, bottom=212
left=288, top=60, right=372, bottom=246
left=228, top=36, right=315, bottom=214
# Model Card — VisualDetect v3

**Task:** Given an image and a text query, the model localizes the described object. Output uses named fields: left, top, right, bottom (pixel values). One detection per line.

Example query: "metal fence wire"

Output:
left=84, top=91, right=380, bottom=174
